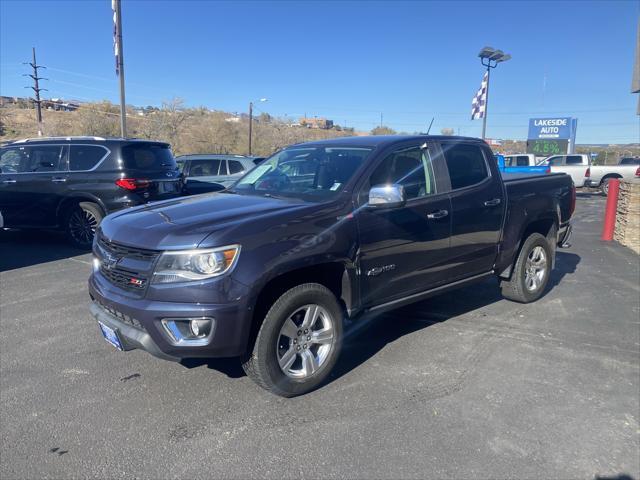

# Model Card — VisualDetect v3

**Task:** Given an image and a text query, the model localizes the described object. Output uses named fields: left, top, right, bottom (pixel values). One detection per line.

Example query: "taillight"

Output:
left=635, top=166, right=640, bottom=177
left=545, top=167, right=551, bottom=174
left=115, top=178, right=151, bottom=190
left=585, top=167, right=590, bottom=178
left=569, top=184, right=576, bottom=217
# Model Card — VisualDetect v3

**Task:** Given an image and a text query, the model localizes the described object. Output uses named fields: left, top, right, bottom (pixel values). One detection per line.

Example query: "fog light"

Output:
left=161, top=317, right=214, bottom=345
left=190, top=319, right=200, bottom=336
left=92, top=257, right=100, bottom=272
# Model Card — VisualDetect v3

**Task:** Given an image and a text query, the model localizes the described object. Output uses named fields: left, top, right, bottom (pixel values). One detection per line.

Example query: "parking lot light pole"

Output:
left=249, top=98, right=268, bottom=155
left=478, top=46, right=511, bottom=139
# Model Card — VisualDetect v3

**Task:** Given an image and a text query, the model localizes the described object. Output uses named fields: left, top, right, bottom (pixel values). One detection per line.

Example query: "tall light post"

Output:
left=478, top=46, right=511, bottom=139
left=249, top=98, right=268, bottom=155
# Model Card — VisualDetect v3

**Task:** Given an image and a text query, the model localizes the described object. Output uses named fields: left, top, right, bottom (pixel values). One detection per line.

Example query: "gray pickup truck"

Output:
left=89, top=135, right=575, bottom=396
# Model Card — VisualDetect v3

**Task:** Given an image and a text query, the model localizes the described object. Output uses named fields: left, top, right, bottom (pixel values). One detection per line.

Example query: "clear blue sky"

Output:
left=1, top=0, right=639, bottom=143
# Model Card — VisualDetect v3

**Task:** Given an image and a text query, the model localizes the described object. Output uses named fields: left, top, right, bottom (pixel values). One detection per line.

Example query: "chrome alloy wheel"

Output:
left=276, top=304, right=335, bottom=379
left=68, top=208, right=98, bottom=246
left=524, top=246, right=547, bottom=292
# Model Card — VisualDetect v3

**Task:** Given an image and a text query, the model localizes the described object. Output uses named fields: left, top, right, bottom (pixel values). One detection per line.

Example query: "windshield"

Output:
left=232, top=146, right=373, bottom=201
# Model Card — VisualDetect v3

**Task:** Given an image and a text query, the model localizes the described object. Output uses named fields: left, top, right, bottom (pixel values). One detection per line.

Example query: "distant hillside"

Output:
left=0, top=99, right=358, bottom=156
left=1, top=100, right=638, bottom=163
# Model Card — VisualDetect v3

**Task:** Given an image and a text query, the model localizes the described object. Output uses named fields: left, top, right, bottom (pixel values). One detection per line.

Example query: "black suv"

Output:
left=0, top=137, right=182, bottom=248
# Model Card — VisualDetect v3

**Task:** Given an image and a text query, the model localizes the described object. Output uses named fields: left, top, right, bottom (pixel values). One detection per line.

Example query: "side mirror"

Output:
left=368, top=184, right=406, bottom=209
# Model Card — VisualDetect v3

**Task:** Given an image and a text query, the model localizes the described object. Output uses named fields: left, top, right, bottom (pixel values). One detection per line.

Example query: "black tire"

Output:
left=500, top=233, right=552, bottom=303
left=64, top=202, right=103, bottom=249
left=242, top=283, right=343, bottom=397
left=600, top=178, right=610, bottom=196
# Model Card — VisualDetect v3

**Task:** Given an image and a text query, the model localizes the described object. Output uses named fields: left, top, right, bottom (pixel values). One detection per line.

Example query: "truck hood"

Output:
left=99, top=192, right=312, bottom=250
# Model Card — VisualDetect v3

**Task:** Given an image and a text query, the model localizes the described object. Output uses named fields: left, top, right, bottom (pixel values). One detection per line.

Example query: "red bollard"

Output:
left=601, top=179, right=621, bottom=241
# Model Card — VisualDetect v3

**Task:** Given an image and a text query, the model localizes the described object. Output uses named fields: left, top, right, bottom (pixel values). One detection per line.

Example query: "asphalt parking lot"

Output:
left=1, top=193, right=638, bottom=479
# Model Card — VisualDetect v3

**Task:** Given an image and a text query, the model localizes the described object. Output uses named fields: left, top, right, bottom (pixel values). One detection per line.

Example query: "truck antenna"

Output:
left=426, top=117, right=434, bottom=135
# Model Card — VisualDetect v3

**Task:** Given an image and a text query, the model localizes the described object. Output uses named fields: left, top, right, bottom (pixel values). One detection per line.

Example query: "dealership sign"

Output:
left=526, top=117, right=578, bottom=155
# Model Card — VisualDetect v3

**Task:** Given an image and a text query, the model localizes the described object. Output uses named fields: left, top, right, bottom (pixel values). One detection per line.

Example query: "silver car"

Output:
left=176, top=154, right=261, bottom=194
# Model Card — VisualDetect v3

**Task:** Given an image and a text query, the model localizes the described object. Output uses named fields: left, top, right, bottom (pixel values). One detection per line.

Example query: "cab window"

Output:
left=368, top=145, right=436, bottom=200
left=441, top=143, right=488, bottom=190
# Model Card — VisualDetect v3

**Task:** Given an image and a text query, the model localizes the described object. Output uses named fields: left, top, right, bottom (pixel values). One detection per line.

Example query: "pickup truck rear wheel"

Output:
left=242, top=283, right=343, bottom=397
left=500, top=233, right=552, bottom=303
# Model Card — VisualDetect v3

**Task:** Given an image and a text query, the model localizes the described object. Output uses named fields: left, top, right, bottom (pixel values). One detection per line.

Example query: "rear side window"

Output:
left=442, top=143, right=488, bottom=190
left=228, top=160, right=245, bottom=174
left=189, top=159, right=220, bottom=176
left=566, top=155, right=583, bottom=165
left=517, top=156, right=529, bottom=166
left=619, top=157, right=640, bottom=165
left=121, top=144, right=176, bottom=170
left=69, top=145, right=107, bottom=171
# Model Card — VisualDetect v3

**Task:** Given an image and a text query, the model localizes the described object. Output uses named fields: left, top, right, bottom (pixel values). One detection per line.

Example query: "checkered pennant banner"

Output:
left=471, top=72, right=488, bottom=120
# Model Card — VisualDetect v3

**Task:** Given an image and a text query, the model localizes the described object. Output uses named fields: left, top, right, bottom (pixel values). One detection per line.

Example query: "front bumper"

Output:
left=88, top=274, right=253, bottom=360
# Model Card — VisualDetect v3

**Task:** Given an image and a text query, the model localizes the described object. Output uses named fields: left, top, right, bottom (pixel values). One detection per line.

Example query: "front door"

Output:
left=356, top=143, right=452, bottom=307
left=0, top=144, right=67, bottom=227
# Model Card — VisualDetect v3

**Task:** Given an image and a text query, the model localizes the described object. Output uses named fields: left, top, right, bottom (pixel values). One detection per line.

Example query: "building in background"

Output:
left=299, top=117, right=334, bottom=129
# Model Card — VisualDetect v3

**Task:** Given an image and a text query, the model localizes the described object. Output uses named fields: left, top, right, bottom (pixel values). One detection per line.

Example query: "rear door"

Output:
left=356, top=141, right=452, bottom=306
left=439, top=141, right=504, bottom=278
left=121, top=143, right=181, bottom=200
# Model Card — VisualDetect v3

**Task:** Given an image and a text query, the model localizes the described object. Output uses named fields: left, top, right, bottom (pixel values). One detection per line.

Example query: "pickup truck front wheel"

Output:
left=242, top=283, right=343, bottom=397
left=500, top=233, right=552, bottom=303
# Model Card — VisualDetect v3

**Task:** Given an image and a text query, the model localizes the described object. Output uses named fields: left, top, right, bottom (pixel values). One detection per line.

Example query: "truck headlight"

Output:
left=152, top=245, right=240, bottom=283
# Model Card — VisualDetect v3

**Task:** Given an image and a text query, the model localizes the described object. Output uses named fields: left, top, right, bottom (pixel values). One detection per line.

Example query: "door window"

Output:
left=441, top=143, right=489, bottom=190
left=546, top=156, right=562, bottom=166
left=368, top=145, right=436, bottom=200
left=228, top=160, right=245, bottom=174
left=517, top=156, right=530, bottom=166
left=0, top=148, right=26, bottom=173
left=69, top=145, right=107, bottom=171
left=1, top=145, right=65, bottom=173
left=189, top=159, right=220, bottom=176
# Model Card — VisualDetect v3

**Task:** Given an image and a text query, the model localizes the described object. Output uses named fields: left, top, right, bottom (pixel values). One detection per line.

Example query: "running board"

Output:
left=365, top=271, right=494, bottom=314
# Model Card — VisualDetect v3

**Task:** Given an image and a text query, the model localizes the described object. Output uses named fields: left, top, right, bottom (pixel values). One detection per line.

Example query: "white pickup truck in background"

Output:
left=540, top=154, right=591, bottom=188
left=584, top=158, right=640, bottom=195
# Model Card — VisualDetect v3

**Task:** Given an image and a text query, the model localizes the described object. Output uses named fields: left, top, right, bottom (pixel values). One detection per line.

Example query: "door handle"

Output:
left=484, top=198, right=501, bottom=207
left=51, top=177, right=67, bottom=183
left=427, top=209, right=448, bottom=219
left=1, top=179, right=16, bottom=184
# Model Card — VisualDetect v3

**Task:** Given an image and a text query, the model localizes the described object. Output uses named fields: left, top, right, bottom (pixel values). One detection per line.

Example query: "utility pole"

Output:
left=248, top=98, right=267, bottom=155
left=380, top=112, right=383, bottom=128
left=113, top=0, right=127, bottom=137
left=23, top=47, right=47, bottom=136
left=248, top=101, right=253, bottom=155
